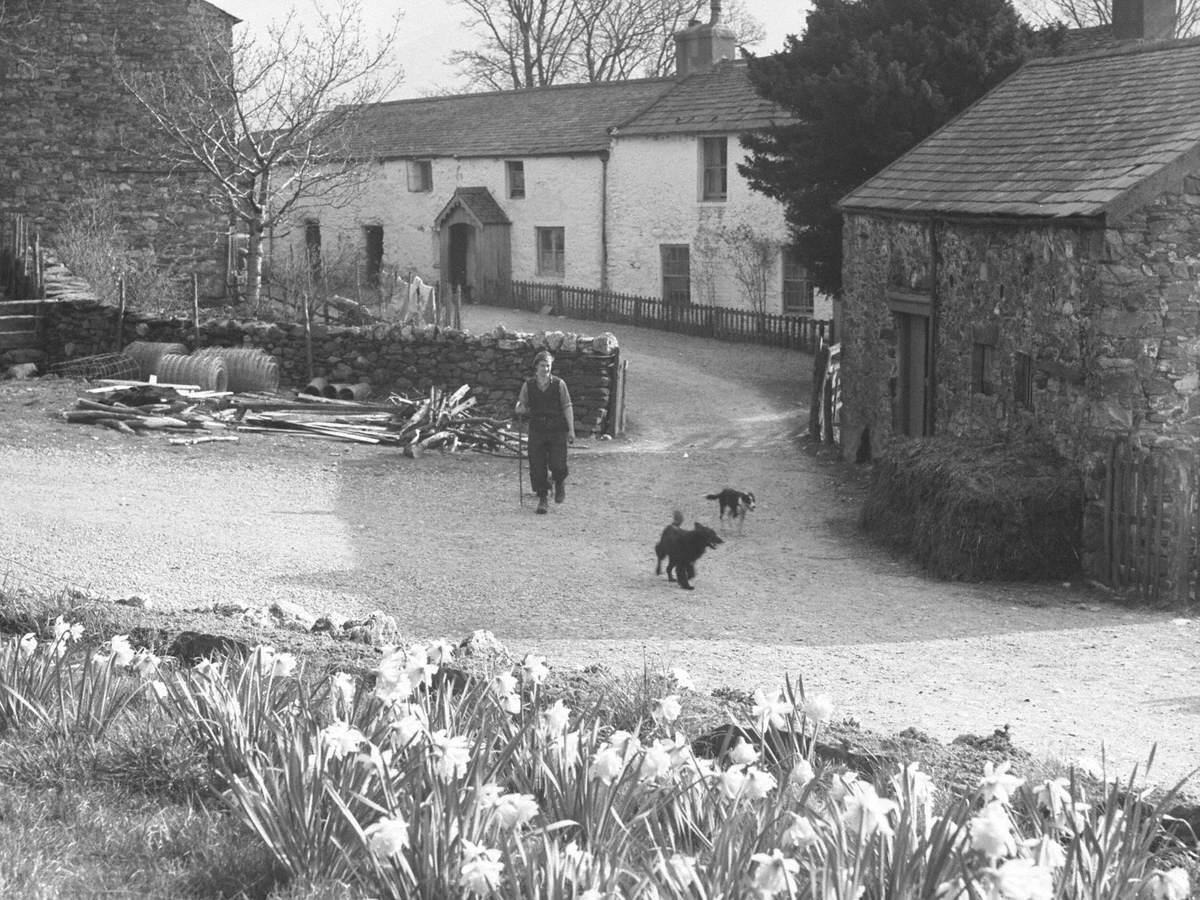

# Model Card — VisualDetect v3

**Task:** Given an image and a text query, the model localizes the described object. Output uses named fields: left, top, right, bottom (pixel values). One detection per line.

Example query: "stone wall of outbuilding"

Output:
left=0, top=0, right=233, bottom=294
left=840, top=174, right=1200, bottom=578
left=40, top=300, right=621, bottom=436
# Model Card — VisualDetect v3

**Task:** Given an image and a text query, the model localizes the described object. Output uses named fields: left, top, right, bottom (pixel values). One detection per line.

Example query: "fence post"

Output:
left=116, top=274, right=126, bottom=351
left=192, top=273, right=200, bottom=346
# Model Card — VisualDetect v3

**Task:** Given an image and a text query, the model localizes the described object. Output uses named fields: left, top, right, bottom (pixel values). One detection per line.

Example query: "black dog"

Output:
left=706, top=488, right=756, bottom=530
left=655, top=516, right=723, bottom=590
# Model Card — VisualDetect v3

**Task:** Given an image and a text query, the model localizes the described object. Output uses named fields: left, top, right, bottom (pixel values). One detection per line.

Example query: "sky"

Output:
left=208, top=0, right=811, bottom=99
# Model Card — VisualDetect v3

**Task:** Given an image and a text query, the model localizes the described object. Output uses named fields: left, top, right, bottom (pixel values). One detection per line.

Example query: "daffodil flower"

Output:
left=750, top=848, right=799, bottom=895
left=669, top=666, right=696, bottom=691
left=365, top=813, right=410, bottom=858
left=979, top=760, right=1025, bottom=805
left=521, top=653, right=549, bottom=684
left=430, top=729, right=471, bottom=780
left=493, top=792, right=539, bottom=829
left=1148, top=867, right=1191, bottom=900
left=540, top=698, right=571, bottom=734
left=320, top=720, right=365, bottom=760
left=752, top=687, right=794, bottom=731
left=459, top=840, right=504, bottom=896
left=652, top=694, right=682, bottom=724
left=970, top=801, right=1017, bottom=860
left=728, top=737, right=759, bottom=766
left=18, top=633, right=37, bottom=658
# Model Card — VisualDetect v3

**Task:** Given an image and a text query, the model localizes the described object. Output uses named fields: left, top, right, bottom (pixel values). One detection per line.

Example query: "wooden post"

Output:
left=116, top=274, right=126, bottom=351
left=191, top=272, right=200, bottom=346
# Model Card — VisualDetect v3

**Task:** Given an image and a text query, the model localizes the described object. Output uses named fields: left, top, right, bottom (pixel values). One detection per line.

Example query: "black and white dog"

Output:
left=706, top=488, right=756, bottom=531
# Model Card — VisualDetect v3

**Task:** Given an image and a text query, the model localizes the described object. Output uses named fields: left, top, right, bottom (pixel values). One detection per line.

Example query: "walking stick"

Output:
left=517, top=418, right=525, bottom=507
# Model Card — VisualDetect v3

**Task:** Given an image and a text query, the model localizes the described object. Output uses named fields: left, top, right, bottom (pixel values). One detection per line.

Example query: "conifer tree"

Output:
left=740, top=0, right=1060, bottom=296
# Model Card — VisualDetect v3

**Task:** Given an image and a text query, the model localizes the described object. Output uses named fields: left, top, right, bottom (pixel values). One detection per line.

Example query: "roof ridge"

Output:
left=1027, top=34, right=1200, bottom=68
left=369, top=76, right=673, bottom=110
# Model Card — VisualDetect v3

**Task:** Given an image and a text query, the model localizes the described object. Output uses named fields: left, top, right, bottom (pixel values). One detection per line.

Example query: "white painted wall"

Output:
left=272, top=155, right=605, bottom=290
left=606, top=131, right=832, bottom=317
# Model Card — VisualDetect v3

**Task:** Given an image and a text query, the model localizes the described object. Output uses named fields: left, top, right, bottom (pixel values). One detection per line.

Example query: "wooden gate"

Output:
left=1102, top=437, right=1196, bottom=606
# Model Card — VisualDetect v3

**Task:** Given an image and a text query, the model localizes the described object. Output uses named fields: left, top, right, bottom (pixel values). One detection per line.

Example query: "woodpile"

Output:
left=60, top=381, right=523, bottom=456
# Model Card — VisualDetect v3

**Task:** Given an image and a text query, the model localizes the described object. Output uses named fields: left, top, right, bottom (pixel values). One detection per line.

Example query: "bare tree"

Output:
left=121, top=1, right=401, bottom=305
left=1014, top=0, right=1200, bottom=35
left=449, top=0, right=764, bottom=89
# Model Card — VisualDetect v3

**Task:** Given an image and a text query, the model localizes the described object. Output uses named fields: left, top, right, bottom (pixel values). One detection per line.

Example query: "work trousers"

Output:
left=527, top=428, right=568, bottom=495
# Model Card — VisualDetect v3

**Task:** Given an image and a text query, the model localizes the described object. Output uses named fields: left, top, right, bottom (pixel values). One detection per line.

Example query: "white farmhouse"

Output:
left=271, top=2, right=829, bottom=320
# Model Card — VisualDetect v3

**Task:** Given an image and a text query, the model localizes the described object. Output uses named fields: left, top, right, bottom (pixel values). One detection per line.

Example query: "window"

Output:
left=661, top=244, right=691, bottom=305
left=506, top=160, right=525, bottom=199
left=700, top=136, right=727, bottom=201
left=782, top=248, right=814, bottom=315
left=1014, top=351, right=1034, bottom=409
left=536, top=226, right=564, bottom=277
left=304, top=220, right=321, bottom=280
left=407, top=160, right=432, bottom=192
left=363, top=225, right=383, bottom=286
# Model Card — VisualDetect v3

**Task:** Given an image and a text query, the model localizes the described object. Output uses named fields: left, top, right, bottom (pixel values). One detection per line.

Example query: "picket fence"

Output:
left=486, top=279, right=833, bottom=353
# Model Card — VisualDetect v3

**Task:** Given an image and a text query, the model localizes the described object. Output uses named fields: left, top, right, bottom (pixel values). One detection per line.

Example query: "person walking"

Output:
left=515, top=350, right=575, bottom=514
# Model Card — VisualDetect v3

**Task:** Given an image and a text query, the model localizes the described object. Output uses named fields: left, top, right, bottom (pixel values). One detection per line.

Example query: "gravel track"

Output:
left=2, top=304, right=1198, bottom=792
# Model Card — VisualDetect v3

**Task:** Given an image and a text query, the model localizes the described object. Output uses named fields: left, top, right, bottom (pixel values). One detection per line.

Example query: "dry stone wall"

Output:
left=41, top=300, right=621, bottom=436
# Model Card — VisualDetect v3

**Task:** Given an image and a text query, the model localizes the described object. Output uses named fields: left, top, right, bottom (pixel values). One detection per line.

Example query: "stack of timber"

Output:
left=61, top=381, right=239, bottom=444
left=234, top=384, right=523, bottom=456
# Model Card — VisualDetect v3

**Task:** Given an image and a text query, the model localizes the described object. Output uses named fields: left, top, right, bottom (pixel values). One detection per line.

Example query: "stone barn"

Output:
left=837, top=28, right=1200, bottom=589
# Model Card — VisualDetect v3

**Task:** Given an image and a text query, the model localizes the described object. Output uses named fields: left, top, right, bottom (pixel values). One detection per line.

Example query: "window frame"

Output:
left=304, top=220, right=322, bottom=280
left=506, top=160, right=526, bottom=199
left=407, top=159, right=433, bottom=192
left=699, top=136, right=728, bottom=202
left=781, top=247, right=814, bottom=315
left=535, top=226, right=565, bottom=277
left=661, top=244, right=691, bottom=305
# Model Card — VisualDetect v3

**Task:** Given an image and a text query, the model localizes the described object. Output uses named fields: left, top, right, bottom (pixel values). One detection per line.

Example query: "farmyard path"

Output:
left=2, top=304, right=1198, bottom=792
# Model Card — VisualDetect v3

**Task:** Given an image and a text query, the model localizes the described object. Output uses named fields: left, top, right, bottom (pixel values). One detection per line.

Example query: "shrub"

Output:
left=860, top=435, right=1082, bottom=580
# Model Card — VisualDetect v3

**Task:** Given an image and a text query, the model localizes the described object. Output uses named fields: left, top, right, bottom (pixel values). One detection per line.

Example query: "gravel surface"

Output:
left=3, top=303, right=1198, bottom=793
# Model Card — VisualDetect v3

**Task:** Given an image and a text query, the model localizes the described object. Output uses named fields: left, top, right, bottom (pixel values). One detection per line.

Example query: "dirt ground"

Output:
left=2, top=304, right=1198, bottom=794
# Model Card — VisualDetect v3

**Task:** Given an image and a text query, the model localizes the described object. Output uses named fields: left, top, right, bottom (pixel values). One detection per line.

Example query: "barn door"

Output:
left=894, top=310, right=932, bottom=437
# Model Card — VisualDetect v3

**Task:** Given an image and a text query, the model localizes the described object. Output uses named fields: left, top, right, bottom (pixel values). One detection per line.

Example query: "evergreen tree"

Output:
left=740, top=0, right=1061, bottom=296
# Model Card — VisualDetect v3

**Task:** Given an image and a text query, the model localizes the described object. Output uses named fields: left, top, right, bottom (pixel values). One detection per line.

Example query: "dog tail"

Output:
left=705, top=492, right=720, bottom=500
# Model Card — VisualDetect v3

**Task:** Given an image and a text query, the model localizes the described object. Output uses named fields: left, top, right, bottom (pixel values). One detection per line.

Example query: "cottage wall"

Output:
left=0, top=0, right=232, bottom=290
left=277, top=155, right=606, bottom=290
left=841, top=175, right=1200, bottom=576
left=607, top=133, right=819, bottom=314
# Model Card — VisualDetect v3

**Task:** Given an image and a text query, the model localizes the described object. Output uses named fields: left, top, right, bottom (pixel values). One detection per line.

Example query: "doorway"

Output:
left=894, top=311, right=932, bottom=437
left=449, top=223, right=473, bottom=302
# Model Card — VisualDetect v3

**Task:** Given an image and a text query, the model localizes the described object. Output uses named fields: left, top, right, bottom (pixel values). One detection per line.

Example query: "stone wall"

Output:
left=840, top=175, right=1200, bottom=579
left=41, top=300, right=621, bottom=435
left=0, top=0, right=233, bottom=293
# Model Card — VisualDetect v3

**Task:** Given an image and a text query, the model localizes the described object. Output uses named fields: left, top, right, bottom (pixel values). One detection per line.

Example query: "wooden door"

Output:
left=895, top=311, right=931, bottom=437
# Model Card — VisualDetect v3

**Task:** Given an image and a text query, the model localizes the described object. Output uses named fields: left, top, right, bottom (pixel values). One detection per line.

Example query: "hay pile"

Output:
left=860, top=436, right=1082, bottom=581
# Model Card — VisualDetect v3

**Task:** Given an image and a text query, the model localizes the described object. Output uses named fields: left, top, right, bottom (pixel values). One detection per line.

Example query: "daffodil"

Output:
left=589, top=745, right=626, bottom=785
left=18, top=633, right=37, bottom=658
left=131, top=648, right=161, bottom=678
left=728, top=737, right=759, bottom=766
left=992, top=858, right=1053, bottom=900
left=802, top=693, right=833, bottom=723
left=752, top=687, right=794, bottom=731
left=540, top=698, right=571, bottom=734
left=365, top=814, right=409, bottom=858
left=426, top=637, right=454, bottom=665
left=492, top=671, right=518, bottom=698
left=104, top=635, right=135, bottom=668
left=970, top=801, right=1017, bottom=860
left=652, top=694, right=682, bottom=724
left=521, top=653, right=549, bottom=684
left=459, top=840, right=504, bottom=896
left=664, top=852, right=699, bottom=888
left=979, top=761, right=1024, bottom=805
left=1148, top=867, right=1190, bottom=900
left=1033, top=777, right=1072, bottom=820
left=781, top=812, right=818, bottom=852
left=430, top=729, right=471, bottom=780
left=842, top=781, right=897, bottom=838
left=320, top=720, right=365, bottom=760
left=669, top=666, right=695, bottom=691
left=330, top=671, right=356, bottom=712
left=389, top=705, right=428, bottom=749
left=750, top=848, right=798, bottom=896
left=638, top=743, right=673, bottom=782
left=493, top=792, right=539, bottom=829
left=743, top=766, right=778, bottom=800
left=1024, top=836, right=1066, bottom=871
left=788, top=758, right=816, bottom=793
left=720, top=766, right=747, bottom=801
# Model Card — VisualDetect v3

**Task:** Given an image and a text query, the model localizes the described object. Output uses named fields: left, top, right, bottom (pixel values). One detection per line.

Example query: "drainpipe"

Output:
left=600, top=139, right=613, bottom=293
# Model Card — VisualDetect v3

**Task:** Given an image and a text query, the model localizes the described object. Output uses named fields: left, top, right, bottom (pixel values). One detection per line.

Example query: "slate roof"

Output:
left=348, top=79, right=673, bottom=159
left=841, top=38, right=1200, bottom=220
left=615, top=60, right=792, bottom=135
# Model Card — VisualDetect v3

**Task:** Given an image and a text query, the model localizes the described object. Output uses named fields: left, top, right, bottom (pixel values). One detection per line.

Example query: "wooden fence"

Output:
left=0, top=214, right=44, bottom=300
left=1102, top=436, right=1196, bottom=607
left=487, top=279, right=834, bottom=353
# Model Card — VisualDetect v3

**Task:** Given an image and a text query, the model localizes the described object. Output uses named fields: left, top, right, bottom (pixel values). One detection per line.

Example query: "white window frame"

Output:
left=407, top=160, right=432, bottom=192
left=782, top=248, right=814, bottom=315
left=699, top=136, right=727, bottom=202
left=536, top=226, right=564, bottom=277
left=506, top=160, right=525, bottom=199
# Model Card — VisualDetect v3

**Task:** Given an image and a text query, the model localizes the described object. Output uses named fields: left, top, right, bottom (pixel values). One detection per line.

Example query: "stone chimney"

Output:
left=674, top=0, right=737, bottom=77
left=1112, top=0, right=1176, bottom=40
